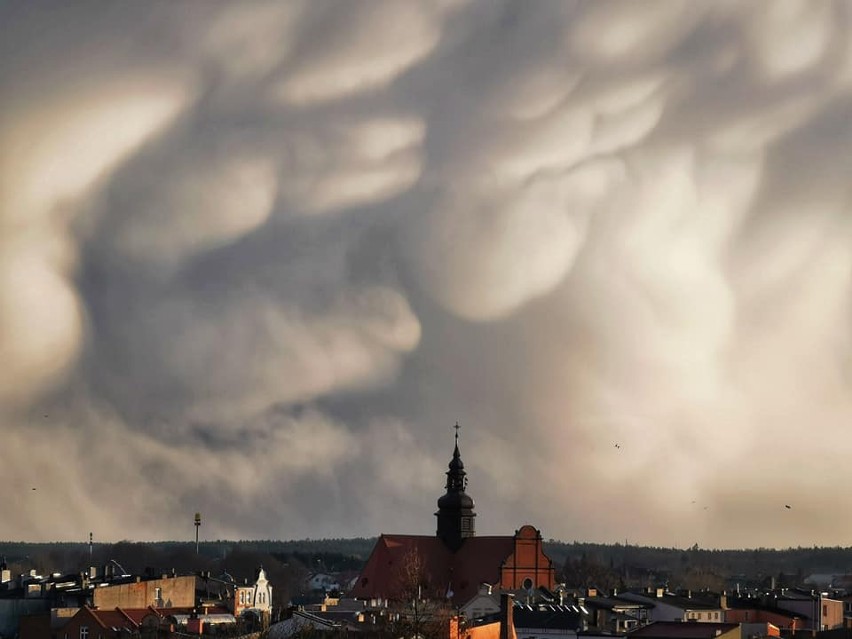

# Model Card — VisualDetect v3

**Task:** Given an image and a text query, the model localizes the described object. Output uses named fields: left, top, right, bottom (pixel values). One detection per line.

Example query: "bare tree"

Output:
left=377, top=547, right=454, bottom=639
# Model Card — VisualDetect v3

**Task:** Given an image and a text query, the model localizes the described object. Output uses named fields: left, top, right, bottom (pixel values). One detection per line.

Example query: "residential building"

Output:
left=583, top=592, right=652, bottom=633
left=234, top=566, right=273, bottom=627
left=305, top=573, right=341, bottom=593
left=723, top=597, right=802, bottom=632
left=774, top=589, right=845, bottom=631
left=618, top=590, right=724, bottom=624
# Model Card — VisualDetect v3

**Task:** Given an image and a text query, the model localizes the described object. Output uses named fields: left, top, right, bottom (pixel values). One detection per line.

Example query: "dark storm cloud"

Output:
left=2, top=0, right=852, bottom=548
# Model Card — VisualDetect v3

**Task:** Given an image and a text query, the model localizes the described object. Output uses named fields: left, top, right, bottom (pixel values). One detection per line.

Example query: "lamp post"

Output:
left=194, top=512, right=201, bottom=555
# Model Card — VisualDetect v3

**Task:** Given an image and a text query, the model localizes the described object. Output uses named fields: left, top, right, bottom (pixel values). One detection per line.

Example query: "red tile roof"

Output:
left=88, top=609, right=139, bottom=630
left=351, top=534, right=516, bottom=605
left=119, top=608, right=163, bottom=624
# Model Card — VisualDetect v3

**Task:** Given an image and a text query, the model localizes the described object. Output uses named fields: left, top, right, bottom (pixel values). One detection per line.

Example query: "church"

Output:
left=351, top=428, right=556, bottom=605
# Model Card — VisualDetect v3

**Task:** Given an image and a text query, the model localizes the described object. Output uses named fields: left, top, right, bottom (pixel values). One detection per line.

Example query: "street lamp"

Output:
left=194, top=513, right=201, bottom=555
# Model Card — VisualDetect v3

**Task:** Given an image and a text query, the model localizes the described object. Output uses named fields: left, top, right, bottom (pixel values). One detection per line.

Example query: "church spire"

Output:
left=436, top=422, right=476, bottom=551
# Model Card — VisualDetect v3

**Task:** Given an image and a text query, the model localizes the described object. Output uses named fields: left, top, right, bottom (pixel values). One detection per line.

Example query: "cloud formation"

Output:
left=2, top=0, right=852, bottom=549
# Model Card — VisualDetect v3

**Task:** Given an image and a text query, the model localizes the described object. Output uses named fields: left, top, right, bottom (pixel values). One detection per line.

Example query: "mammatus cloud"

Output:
left=0, top=72, right=189, bottom=406
left=1, top=0, right=851, bottom=549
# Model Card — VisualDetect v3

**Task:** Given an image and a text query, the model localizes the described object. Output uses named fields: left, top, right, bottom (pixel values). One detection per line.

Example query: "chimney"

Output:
left=500, top=593, right=516, bottom=639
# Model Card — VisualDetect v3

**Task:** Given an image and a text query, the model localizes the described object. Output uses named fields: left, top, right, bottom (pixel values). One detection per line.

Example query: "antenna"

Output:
left=194, top=512, right=202, bottom=555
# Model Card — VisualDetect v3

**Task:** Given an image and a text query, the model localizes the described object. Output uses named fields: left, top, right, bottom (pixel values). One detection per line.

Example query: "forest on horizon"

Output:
left=2, top=538, right=851, bottom=609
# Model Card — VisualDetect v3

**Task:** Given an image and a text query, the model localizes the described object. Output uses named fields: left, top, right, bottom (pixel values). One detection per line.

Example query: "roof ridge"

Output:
left=114, top=608, right=140, bottom=627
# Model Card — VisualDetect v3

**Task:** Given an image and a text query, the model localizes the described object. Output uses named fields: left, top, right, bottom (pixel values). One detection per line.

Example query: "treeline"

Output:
left=545, top=541, right=852, bottom=591
left=544, top=541, right=852, bottom=576
left=3, top=539, right=852, bottom=596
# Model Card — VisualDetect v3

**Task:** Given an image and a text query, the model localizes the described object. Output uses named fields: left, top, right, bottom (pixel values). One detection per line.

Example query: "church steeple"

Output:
left=436, top=423, right=476, bottom=551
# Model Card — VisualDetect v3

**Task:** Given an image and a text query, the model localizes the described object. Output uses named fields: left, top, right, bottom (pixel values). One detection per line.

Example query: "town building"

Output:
left=352, top=428, right=557, bottom=606
left=8, top=566, right=271, bottom=639
left=617, top=589, right=724, bottom=624
left=582, top=591, right=652, bottom=633
left=774, top=589, right=845, bottom=631
left=723, top=596, right=803, bottom=632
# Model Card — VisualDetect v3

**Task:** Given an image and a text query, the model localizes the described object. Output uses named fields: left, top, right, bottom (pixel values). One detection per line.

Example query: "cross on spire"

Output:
left=436, top=420, right=476, bottom=550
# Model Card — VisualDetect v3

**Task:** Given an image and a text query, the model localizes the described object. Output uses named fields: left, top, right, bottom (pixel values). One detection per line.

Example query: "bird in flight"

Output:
left=785, top=504, right=791, bottom=509
left=614, top=443, right=621, bottom=449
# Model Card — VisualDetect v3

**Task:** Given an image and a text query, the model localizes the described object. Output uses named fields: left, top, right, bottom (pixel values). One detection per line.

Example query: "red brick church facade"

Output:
left=351, top=430, right=556, bottom=605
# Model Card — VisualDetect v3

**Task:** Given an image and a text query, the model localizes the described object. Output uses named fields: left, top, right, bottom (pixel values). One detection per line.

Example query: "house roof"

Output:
left=725, top=599, right=801, bottom=618
left=585, top=596, right=652, bottom=610
left=513, top=607, right=584, bottom=631
left=85, top=608, right=140, bottom=631
left=622, top=591, right=721, bottom=611
left=629, top=621, right=739, bottom=639
left=268, top=610, right=354, bottom=639
left=118, top=608, right=163, bottom=624
left=169, top=613, right=236, bottom=625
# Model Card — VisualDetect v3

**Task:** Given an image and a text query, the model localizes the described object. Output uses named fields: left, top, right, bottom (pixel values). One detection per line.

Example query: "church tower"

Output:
left=435, top=424, right=476, bottom=551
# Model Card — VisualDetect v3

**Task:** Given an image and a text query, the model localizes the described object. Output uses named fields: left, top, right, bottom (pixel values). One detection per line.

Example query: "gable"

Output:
left=498, top=527, right=555, bottom=591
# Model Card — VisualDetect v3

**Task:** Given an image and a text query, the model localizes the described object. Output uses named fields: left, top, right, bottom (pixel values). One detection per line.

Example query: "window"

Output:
left=239, top=592, right=245, bottom=604
left=522, top=578, right=533, bottom=590
left=80, top=626, right=89, bottom=639
left=154, top=587, right=162, bottom=603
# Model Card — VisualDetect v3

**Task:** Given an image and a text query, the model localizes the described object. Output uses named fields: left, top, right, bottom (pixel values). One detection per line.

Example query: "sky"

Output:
left=1, top=0, right=851, bottom=550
